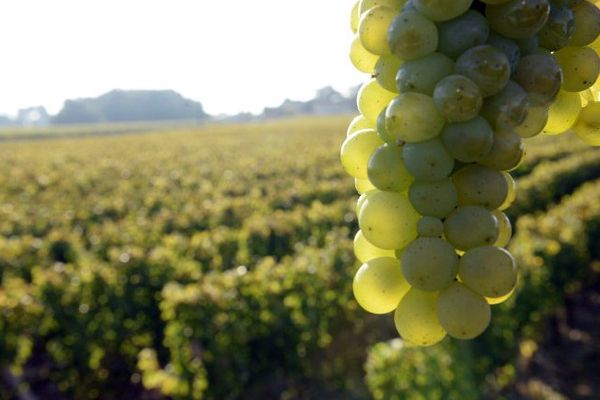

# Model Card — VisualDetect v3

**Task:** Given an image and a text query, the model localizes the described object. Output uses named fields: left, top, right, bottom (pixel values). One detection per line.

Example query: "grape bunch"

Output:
left=342, top=0, right=600, bottom=346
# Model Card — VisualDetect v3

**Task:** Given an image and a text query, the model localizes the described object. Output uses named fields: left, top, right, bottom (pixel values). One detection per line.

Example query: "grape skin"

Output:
left=437, top=282, right=491, bottom=339
left=458, top=246, right=517, bottom=298
left=401, top=237, right=459, bottom=291
left=444, top=206, right=499, bottom=251
left=395, top=289, right=447, bottom=346
left=353, top=257, right=410, bottom=314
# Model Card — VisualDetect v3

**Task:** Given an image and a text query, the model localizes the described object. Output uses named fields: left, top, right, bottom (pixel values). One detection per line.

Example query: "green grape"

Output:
left=376, top=107, right=394, bottom=143
left=591, top=30, right=600, bottom=52
left=554, top=46, right=600, bottom=92
left=395, top=289, right=446, bottom=346
left=348, top=114, right=375, bottom=136
left=386, top=93, right=446, bottom=143
left=455, top=45, right=511, bottom=97
left=402, top=237, right=459, bottom=291
left=514, top=54, right=562, bottom=106
left=514, top=106, right=549, bottom=138
left=368, top=144, right=414, bottom=192
left=480, top=81, right=529, bottom=129
left=453, top=164, right=509, bottom=209
left=359, top=190, right=420, bottom=249
left=388, top=9, right=439, bottom=60
left=396, top=52, right=455, bottom=95
left=543, top=89, right=582, bottom=134
left=498, top=171, right=516, bottom=211
left=417, top=216, right=444, bottom=237
left=538, top=5, right=575, bottom=50
left=353, top=257, right=410, bottom=314
left=485, top=0, right=551, bottom=39
left=359, top=5, right=398, bottom=55
left=515, top=36, right=540, bottom=56
left=351, top=1, right=360, bottom=33
left=433, top=75, right=483, bottom=122
left=569, top=0, right=600, bottom=46
left=438, top=10, right=490, bottom=59
left=356, top=189, right=378, bottom=215
left=340, top=128, right=384, bottom=178
left=486, top=33, right=521, bottom=73
left=459, top=246, right=517, bottom=298
left=403, top=139, right=455, bottom=181
left=441, top=117, right=494, bottom=162
left=353, top=230, right=396, bottom=263
left=350, top=37, right=379, bottom=73
left=437, top=282, right=491, bottom=339
left=375, top=55, right=403, bottom=92
left=359, top=0, right=406, bottom=15
left=444, top=206, right=499, bottom=251
left=358, top=78, right=398, bottom=122
left=493, top=209, right=513, bottom=247
left=480, top=128, right=525, bottom=171
left=355, top=177, right=377, bottom=194
left=408, top=179, right=458, bottom=218
left=486, top=284, right=516, bottom=305
left=573, top=101, right=600, bottom=145
left=413, top=0, right=473, bottom=21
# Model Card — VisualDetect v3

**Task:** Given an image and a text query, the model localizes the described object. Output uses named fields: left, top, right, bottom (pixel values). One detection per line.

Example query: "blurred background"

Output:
left=0, top=1, right=599, bottom=399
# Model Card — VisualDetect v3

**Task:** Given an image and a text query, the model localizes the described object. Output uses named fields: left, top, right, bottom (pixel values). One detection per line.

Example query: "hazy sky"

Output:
left=0, top=0, right=363, bottom=116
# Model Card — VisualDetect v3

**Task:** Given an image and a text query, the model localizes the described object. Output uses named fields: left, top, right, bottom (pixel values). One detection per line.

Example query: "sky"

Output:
left=0, top=0, right=363, bottom=117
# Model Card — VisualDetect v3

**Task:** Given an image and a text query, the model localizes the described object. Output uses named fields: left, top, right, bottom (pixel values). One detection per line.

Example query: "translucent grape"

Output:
left=348, top=115, right=375, bottom=137
left=376, top=107, right=394, bottom=143
left=385, top=93, right=446, bottom=143
left=353, top=230, right=396, bottom=263
left=340, top=128, right=384, bottom=179
left=543, top=90, right=582, bottom=135
left=437, top=282, right=491, bottom=339
left=408, top=179, right=458, bottom=218
left=514, top=106, right=549, bottom=138
left=480, top=81, right=529, bottom=129
left=554, top=46, right=600, bottom=92
left=455, top=45, right=511, bottom=97
left=356, top=190, right=378, bottom=215
left=375, top=55, right=403, bottom=92
left=359, top=190, right=420, bottom=249
left=485, top=0, right=551, bottom=39
left=413, top=0, right=473, bottom=21
left=388, top=9, right=439, bottom=60
left=355, top=177, right=377, bottom=194
left=358, top=79, right=398, bottom=122
left=441, top=117, right=494, bottom=162
left=351, top=1, right=360, bottom=33
left=569, top=0, right=600, bottom=47
left=433, top=75, right=483, bottom=122
left=493, top=210, right=513, bottom=247
left=459, top=246, right=517, bottom=298
left=403, top=139, right=455, bottom=181
left=417, top=216, right=444, bottom=237
left=573, top=101, right=600, bottom=145
left=395, top=289, right=446, bottom=346
left=498, top=172, right=516, bottom=211
left=368, top=144, right=414, bottom=192
left=402, top=237, right=459, bottom=291
left=486, top=33, right=521, bottom=73
left=353, top=257, right=410, bottom=314
left=486, top=284, right=516, bottom=305
left=438, top=10, right=490, bottom=59
left=513, top=54, right=562, bottom=106
left=396, top=52, right=455, bottom=95
left=358, top=5, right=397, bottom=55
left=538, top=5, right=575, bottom=51
left=453, top=164, right=509, bottom=209
left=479, top=128, right=525, bottom=171
left=350, top=37, right=379, bottom=74
left=444, top=206, right=499, bottom=251
left=359, top=0, right=406, bottom=15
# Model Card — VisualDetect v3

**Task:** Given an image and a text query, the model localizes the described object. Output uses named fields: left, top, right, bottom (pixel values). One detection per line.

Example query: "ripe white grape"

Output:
left=355, top=177, right=377, bottom=194
left=358, top=79, right=398, bottom=122
left=353, top=230, right=396, bottom=263
left=386, top=92, right=446, bottom=143
left=401, top=237, right=459, bottom=291
left=498, top=172, right=516, bottom=211
left=375, top=55, right=403, bottom=93
left=350, top=37, right=379, bottom=74
left=403, top=139, right=455, bottom=181
left=356, top=189, right=378, bottom=215
left=444, top=206, right=499, bottom=251
left=388, top=9, right=439, bottom=60
left=394, top=288, right=447, bottom=346
left=543, top=90, right=582, bottom=135
left=417, top=216, right=444, bottom=237
left=459, top=246, right=517, bottom=298
left=493, top=210, right=513, bottom=248
left=408, top=178, right=458, bottom=218
left=359, top=190, right=420, bottom=249
left=573, top=101, right=600, bottom=145
left=347, top=115, right=375, bottom=137
left=437, top=282, right=491, bottom=339
left=453, top=164, right=509, bottom=210
left=441, top=117, right=494, bottom=163
left=486, top=284, right=516, bottom=305
left=358, top=5, right=398, bottom=55
left=368, top=144, right=414, bottom=192
left=353, top=257, right=410, bottom=314
left=340, top=128, right=384, bottom=179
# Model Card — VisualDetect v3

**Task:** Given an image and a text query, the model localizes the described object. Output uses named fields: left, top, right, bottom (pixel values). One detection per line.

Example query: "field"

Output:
left=0, top=116, right=599, bottom=399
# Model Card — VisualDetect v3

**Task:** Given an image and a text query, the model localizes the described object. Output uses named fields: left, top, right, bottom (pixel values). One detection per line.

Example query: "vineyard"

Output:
left=0, top=116, right=599, bottom=399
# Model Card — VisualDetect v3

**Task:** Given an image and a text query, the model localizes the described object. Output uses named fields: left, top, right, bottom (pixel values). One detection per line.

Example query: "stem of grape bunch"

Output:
left=343, top=0, right=600, bottom=346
